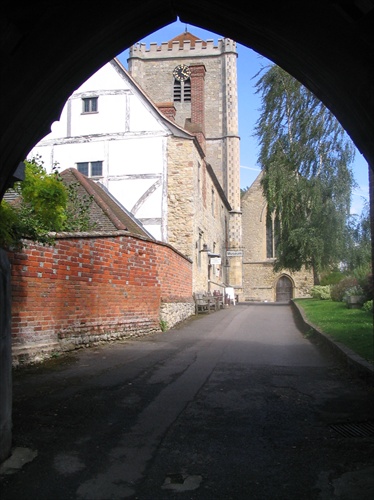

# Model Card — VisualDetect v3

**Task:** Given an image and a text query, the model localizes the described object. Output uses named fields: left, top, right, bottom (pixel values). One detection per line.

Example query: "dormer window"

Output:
left=82, top=97, right=98, bottom=113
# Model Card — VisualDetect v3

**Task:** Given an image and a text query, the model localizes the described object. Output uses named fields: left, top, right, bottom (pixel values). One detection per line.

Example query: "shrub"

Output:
left=330, top=276, right=359, bottom=302
left=1, top=158, right=96, bottom=249
left=353, top=264, right=371, bottom=284
left=320, top=271, right=346, bottom=286
left=342, top=285, right=364, bottom=303
left=310, top=285, right=331, bottom=300
left=362, top=300, right=373, bottom=313
left=359, top=273, right=373, bottom=302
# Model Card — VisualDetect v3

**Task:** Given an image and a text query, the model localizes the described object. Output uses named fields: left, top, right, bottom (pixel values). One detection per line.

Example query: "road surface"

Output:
left=1, top=303, right=373, bottom=499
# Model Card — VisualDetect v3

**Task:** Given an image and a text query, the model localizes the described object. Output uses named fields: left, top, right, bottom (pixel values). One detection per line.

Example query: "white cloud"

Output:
left=240, top=165, right=261, bottom=171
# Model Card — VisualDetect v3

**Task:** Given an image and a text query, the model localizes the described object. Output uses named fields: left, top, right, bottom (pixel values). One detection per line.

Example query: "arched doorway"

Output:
left=276, top=276, right=293, bottom=302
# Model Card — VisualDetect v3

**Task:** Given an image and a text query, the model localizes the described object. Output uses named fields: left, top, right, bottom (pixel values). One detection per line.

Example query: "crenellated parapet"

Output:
left=129, top=38, right=237, bottom=59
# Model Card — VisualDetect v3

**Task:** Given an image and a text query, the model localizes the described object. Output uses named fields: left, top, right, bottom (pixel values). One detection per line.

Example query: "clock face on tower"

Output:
left=173, top=64, right=191, bottom=82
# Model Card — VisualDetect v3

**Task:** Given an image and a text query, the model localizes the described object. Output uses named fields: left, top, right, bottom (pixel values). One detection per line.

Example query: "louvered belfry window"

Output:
left=173, top=79, right=191, bottom=103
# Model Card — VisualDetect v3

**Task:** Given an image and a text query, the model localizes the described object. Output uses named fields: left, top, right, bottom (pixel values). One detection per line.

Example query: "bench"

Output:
left=212, top=291, right=225, bottom=309
left=193, top=293, right=219, bottom=314
left=194, top=292, right=224, bottom=314
left=194, top=293, right=210, bottom=314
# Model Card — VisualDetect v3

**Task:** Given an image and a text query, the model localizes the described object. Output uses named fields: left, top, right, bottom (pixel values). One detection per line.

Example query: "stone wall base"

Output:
left=160, top=302, right=195, bottom=329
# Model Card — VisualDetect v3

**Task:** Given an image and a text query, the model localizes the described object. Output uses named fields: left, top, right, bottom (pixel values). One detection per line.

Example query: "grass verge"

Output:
left=294, top=298, right=373, bottom=364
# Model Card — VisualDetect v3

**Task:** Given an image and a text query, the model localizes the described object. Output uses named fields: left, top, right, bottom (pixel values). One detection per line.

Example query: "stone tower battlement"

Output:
left=129, top=37, right=237, bottom=59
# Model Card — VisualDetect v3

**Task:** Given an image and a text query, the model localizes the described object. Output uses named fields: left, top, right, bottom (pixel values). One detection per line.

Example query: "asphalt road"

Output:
left=1, top=303, right=373, bottom=499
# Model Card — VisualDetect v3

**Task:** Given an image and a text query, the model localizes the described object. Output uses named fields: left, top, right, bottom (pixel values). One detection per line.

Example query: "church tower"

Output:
left=128, top=31, right=242, bottom=292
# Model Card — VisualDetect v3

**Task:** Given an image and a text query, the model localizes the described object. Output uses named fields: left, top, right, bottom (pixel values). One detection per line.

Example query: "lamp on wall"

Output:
left=199, top=243, right=211, bottom=253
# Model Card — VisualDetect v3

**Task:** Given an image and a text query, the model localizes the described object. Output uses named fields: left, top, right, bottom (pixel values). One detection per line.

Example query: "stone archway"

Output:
left=276, top=276, right=293, bottom=302
left=1, top=0, right=374, bottom=464
left=1, top=1, right=373, bottom=198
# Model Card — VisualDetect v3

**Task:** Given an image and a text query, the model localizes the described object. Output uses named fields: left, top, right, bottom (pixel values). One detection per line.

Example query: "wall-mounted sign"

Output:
left=226, top=250, right=243, bottom=257
left=210, top=257, right=221, bottom=265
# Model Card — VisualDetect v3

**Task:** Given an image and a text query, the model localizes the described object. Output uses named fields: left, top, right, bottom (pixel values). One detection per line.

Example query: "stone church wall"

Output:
left=242, top=263, right=313, bottom=302
left=241, top=173, right=314, bottom=301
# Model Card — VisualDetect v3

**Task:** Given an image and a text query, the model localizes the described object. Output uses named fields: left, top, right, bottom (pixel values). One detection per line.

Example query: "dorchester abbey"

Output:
left=29, top=30, right=314, bottom=302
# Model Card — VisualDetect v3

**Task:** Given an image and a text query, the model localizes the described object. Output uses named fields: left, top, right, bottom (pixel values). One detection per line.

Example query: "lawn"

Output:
left=294, top=298, right=373, bottom=364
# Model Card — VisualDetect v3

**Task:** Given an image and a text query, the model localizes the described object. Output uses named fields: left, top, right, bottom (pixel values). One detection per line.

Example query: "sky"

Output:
left=116, top=19, right=370, bottom=216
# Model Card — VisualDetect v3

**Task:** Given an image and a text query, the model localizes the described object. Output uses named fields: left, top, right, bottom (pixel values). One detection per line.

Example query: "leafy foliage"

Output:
left=320, top=270, right=346, bottom=286
left=362, top=300, right=373, bottom=313
left=310, top=285, right=331, bottom=300
left=0, top=158, right=96, bottom=249
left=330, top=276, right=359, bottom=302
left=358, top=272, right=373, bottom=302
left=253, top=65, right=356, bottom=280
left=343, top=200, right=371, bottom=273
left=0, top=200, right=21, bottom=248
left=16, top=160, right=68, bottom=231
left=63, top=180, right=95, bottom=232
left=342, top=285, right=364, bottom=302
left=159, top=319, right=168, bottom=332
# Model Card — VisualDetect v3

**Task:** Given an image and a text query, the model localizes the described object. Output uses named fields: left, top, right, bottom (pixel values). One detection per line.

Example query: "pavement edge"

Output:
left=291, top=299, right=373, bottom=386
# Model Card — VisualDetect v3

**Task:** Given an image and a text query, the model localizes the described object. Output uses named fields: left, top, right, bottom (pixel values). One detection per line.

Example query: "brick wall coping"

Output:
left=23, top=230, right=192, bottom=263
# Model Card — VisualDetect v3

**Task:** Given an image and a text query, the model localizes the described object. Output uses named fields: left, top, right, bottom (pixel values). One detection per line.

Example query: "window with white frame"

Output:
left=77, top=161, right=103, bottom=177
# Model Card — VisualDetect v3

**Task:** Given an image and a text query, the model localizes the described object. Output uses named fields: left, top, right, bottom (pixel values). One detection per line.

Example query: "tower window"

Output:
left=173, top=79, right=191, bottom=103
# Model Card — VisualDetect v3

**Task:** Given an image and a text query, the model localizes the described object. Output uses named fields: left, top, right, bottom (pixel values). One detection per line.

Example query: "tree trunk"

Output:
left=313, top=265, right=320, bottom=285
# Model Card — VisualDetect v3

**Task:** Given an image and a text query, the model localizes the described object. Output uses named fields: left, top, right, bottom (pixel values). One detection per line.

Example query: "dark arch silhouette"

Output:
left=1, top=1, right=373, bottom=199
left=1, top=0, right=373, bottom=463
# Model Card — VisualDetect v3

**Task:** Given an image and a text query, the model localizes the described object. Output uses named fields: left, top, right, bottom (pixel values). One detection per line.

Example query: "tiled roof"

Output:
left=59, top=168, right=153, bottom=238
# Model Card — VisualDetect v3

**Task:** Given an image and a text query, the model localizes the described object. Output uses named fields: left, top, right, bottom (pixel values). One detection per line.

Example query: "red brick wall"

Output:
left=8, top=232, right=192, bottom=365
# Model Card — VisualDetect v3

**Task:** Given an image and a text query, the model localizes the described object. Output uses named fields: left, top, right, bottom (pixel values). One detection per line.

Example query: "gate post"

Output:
left=0, top=249, right=12, bottom=463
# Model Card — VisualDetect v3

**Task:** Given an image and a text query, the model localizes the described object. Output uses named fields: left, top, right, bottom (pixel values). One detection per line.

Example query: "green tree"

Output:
left=344, top=200, right=372, bottom=273
left=16, top=159, right=68, bottom=229
left=0, top=158, right=95, bottom=249
left=254, top=64, right=356, bottom=282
